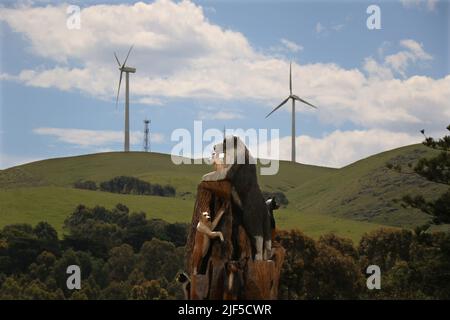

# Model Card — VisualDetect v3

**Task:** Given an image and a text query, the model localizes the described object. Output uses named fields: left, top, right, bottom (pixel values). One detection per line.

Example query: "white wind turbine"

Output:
left=114, top=45, right=136, bottom=152
left=265, top=62, right=318, bottom=162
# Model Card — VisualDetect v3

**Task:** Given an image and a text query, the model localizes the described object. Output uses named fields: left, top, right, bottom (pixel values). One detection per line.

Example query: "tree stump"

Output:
left=185, top=179, right=285, bottom=300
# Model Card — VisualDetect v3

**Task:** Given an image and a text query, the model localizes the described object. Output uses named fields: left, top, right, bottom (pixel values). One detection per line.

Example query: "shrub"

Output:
left=73, top=180, right=97, bottom=190
left=99, top=176, right=176, bottom=197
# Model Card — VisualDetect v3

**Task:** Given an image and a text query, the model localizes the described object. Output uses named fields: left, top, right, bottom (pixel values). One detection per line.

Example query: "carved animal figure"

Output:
left=223, top=261, right=244, bottom=300
left=265, top=197, right=280, bottom=242
left=203, top=136, right=272, bottom=260
left=192, top=210, right=225, bottom=274
left=176, top=272, right=191, bottom=300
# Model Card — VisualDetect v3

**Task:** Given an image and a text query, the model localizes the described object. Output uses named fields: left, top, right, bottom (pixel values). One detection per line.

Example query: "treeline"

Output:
left=0, top=204, right=187, bottom=299
left=74, top=176, right=176, bottom=197
left=277, top=228, right=450, bottom=299
left=0, top=204, right=449, bottom=299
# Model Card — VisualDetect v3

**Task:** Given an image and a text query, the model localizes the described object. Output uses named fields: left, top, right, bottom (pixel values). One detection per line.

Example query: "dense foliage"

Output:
left=0, top=204, right=187, bottom=299
left=0, top=204, right=449, bottom=299
left=73, top=180, right=97, bottom=190
left=404, top=126, right=450, bottom=224
left=99, top=176, right=176, bottom=197
left=387, top=125, right=450, bottom=224
left=277, top=229, right=450, bottom=299
left=73, top=176, right=176, bottom=197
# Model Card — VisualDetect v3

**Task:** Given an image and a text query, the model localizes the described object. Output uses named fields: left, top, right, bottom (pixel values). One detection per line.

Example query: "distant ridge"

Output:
left=0, top=144, right=448, bottom=240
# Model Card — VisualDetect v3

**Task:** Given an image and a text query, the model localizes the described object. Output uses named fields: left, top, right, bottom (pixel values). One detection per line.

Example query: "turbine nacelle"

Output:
left=114, top=45, right=136, bottom=107
left=290, top=94, right=317, bottom=109
left=120, top=66, right=136, bottom=73
left=265, top=62, right=319, bottom=162
left=113, top=45, right=135, bottom=153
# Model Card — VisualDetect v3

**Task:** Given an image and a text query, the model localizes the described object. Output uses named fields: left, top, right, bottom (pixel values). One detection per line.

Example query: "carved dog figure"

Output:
left=176, top=272, right=191, bottom=300
left=265, top=197, right=280, bottom=242
left=192, top=210, right=225, bottom=274
left=203, top=136, right=272, bottom=260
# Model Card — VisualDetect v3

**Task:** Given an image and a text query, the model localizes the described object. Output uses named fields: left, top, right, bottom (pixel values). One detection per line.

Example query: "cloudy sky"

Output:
left=0, top=0, right=449, bottom=169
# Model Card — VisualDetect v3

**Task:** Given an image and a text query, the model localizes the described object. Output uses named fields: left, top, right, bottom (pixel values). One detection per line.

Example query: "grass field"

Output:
left=286, top=144, right=447, bottom=228
left=0, top=144, right=448, bottom=242
left=0, top=186, right=385, bottom=242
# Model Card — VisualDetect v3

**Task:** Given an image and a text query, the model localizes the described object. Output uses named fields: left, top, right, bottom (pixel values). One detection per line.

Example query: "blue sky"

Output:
left=0, top=0, right=449, bottom=169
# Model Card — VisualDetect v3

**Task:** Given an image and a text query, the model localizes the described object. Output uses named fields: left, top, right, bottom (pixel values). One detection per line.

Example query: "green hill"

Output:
left=286, top=144, right=448, bottom=229
left=0, top=144, right=448, bottom=241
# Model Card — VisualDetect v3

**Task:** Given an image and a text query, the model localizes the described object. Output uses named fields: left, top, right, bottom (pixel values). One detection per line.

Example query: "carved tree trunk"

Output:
left=185, top=180, right=285, bottom=300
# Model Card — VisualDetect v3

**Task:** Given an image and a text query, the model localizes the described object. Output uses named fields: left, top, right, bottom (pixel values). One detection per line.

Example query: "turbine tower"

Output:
left=143, top=119, right=150, bottom=152
left=265, top=62, right=318, bottom=162
left=114, top=45, right=136, bottom=152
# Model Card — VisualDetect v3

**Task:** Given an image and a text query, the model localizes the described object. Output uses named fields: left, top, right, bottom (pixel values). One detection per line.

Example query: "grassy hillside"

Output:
left=0, top=144, right=448, bottom=241
left=0, top=151, right=334, bottom=197
left=0, top=187, right=384, bottom=242
left=286, top=144, right=448, bottom=228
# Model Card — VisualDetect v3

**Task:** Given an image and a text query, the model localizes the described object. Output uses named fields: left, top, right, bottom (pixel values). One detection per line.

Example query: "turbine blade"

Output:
left=116, top=71, right=123, bottom=108
left=122, top=45, right=134, bottom=67
left=289, top=62, right=292, bottom=95
left=293, top=95, right=318, bottom=109
left=114, top=52, right=121, bottom=67
left=265, top=96, right=290, bottom=118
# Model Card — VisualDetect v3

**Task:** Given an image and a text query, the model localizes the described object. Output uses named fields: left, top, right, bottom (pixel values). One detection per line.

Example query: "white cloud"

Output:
left=0, top=1, right=261, bottom=100
left=384, top=39, right=432, bottom=77
left=315, top=22, right=325, bottom=33
left=331, top=24, right=344, bottom=31
left=269, top=39, right=304, bottom=57
left=400, top=0, right=438, bottom=11
left=364, top=39, right=435, bottom=82
left=377, top=41, right=391, bottom=58
left=257, top=129, right=420, bottom=168
left=316, top=22, right=345, bottom=35
left=0, top=2, right=448, bottom=139
left=33, top=127, right=164, bottom=147
left=280, top=38, right=303, bottom=53
left=400, top=39, right=431, bottom=59
left=363, top=57, right=394, bottom=80
left=135, top=97, right=164, bottom=106
left=198, top=107, right=243, bottom=120
left=150, top=133, right=165, bottom=144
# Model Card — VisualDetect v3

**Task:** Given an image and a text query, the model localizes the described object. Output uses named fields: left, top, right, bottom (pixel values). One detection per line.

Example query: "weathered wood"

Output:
left=186, top=179, right=285, bottom=300
left=245, top=260, right=275, bottom=299
left=190, top=274, right=209, bottom=300
left=270, top=244, right=285, bottom=299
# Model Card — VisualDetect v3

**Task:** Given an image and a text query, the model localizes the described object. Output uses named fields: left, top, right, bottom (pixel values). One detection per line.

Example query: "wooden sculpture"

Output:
left=184, top=136, right=285, bottom=300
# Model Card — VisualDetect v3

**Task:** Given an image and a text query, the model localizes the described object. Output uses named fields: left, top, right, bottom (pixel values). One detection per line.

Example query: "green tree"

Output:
left=107, top=244, right=136, bottom=282
left=398, top=125, right=450, bottom=224
left=359, top=228, right=413, bottom=271
left=0, top=276, right=23, bottom=299
left=276, top=230, right=318, bottom=299
left=130, top=280, right=169, bottom=300
left=138, top=238, right=181, bottom=281
left=101, top=281, right=131, bottom=300
left=318, top=233, right=358, bottom=259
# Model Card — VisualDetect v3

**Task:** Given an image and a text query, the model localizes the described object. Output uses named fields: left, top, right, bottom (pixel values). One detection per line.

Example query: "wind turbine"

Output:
left=114, top=45, right=136, bottom=152
left=265, top=62, right=318, bottom=162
